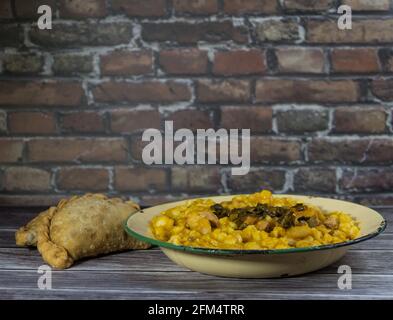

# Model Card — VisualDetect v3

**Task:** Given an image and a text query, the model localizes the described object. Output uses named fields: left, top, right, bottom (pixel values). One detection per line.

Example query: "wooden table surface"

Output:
left=0, top=206, right=392, bottom=300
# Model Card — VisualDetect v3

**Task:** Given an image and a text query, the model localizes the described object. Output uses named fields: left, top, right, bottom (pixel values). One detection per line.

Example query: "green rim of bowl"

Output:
left=124, top=212, right=387, bottom=255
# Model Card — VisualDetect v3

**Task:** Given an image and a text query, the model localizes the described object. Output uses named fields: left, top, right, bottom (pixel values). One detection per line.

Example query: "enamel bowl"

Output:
left=125, top=195, right=386, bottom=278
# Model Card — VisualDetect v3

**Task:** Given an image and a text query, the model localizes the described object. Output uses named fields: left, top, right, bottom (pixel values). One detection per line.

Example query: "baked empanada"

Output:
left=15, top=194, right=150, bottom=269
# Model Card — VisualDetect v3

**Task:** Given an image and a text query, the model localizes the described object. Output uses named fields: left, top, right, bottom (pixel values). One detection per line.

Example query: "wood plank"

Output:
left=1, top=288, right=392, bottom=300
left=1, top=247, right=393, bottom=275
left=0, top=270, right=392, bottom=299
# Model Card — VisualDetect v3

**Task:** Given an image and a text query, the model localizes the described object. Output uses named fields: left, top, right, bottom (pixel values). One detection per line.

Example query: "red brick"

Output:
left=294, top=168, right=336, bottom=193
left=0, top=81, right=85, bottom=107
left=213, top=50, right=266, bottom=76
left=255, top=79, right=359, bottom=103
left=308, top=138, right=393, bottom=164
left=197, top=80, right=251, bottom=103
left=27, top=138, right=128, bottom=162
left=173, top=0, right=218, bottom=15
left=255, top=19, right=300, bottom=42
left=276, top=109, right=328, bottom=133
left=30, top=22, right=132, bottom=47
left=227, top=169, right=286, bottom=192
left=250, top=138, right=302, bottom=163
left=142, top=22, right=248, bottom=44
left=340, top=168, right=393, bottom=192
left=56, top=167, right=109, bottom=191
left=223, top=0, right=277, bottom=14
left=167, top=110, right=213, bottom=131
left=371, top=79, right=393, bottom=101
left=0, top=0, right=12, bottom=18
left=331, top=48, right=380, bottom=73
left=282, top=0, right=333, bottom=11
left=8, top=112, right=56, bottom=134
left=275, top=48, right=324, bottom=73
left=220, top=106, right=272, bottom=133
left=342, top=0, right=390, bottom=11
left=0, top=139, right=24, bottom=163
left=333, top=107, right=387, bottom=134
left=93, top=81, right=191, bottom=103
left=61, top=112, right=106, bottom=133
left=159, top=49, right=208, bottom=75
left=4, top=167, right=51, bottom=191
left=100, top=50, right=153, bottom=76
left=15, top=0, right=56, bottom=18
left=112, top=0, right=167, bottom=17
left=59, top=0, right=107, bottom=18
left=110, top=109, right=160, bottom=133
left=115, top=167, right=167, bottom=191
left=306, top=19, right=393, bottom=44
left=171, top=166, right=220, bottom=192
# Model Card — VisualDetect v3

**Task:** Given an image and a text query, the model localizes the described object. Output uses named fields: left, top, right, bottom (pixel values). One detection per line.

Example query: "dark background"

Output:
left=0, top=0, right=392, bottom=207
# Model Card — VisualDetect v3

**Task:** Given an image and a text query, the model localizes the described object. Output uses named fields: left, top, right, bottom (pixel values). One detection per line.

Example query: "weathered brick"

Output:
left=227, top=169, right=286, bottom=192
left=282, top=0, right=333, bottom=11
left=171, top=166, right=220, bottom=192
left=30, top=22, right=132, bottom=47
left=197, top=80, right=251, bottom=103
left=308, top=138, right=393, bottom=164
left=250, top=138, right=301, bottom=163
left=342, top=0, right=390, bottom=11
left=331, top=48, right=380, bottom=73
left=275, top=48, right=324, bottom=73
left=15, top=0, right=56, bottom=19
left=52, top=54, right=93, bottom=75
left=56, top=167, right=109, bottom=191
left=4, top=167, right=51, bottom=191
left=254, top=19, right=300, bottom=42
left=167, top=109, right=213, bottom=131
left=110, top=109, right=160, bottom=133
left=220, top=106, right=272, bottom=133
left=173, top=0, right=218, bottom=15
left=3, top=53, right=43, bottom=74
left=223, top=0, right=277, bottom=14
left=112, top=0, right=167, bottom=17
left=27, top=138, right=128, bottom=162
left=142, top=21, right=248, bottom=44
left=60, top=112, right=106, bottom=133
left=100, top=50, right=153, bottom=76
left=340, top=168, right=393, bottom=192
left=255, top=79, right=359, bottom=103
left=59, top=0, right=107, bottom=18
left=0, top=111, right=6, bottom=133
left=115, top=167, right=167, bottom=191
left=159, top=49, right=208, bottom=75
left=294, top=168, right=336, bottom=193
left=93, top=81, right=191, bottom=103
left=0, top=0, right=12, bottom=18
left=0, top=25, right=22, bottom=47
left=379, top=49, right=393, bottom=72
left=371, top=79, right=393, bottom=101
left=8, top=112, right=56, bottom=134
left=0, top=139, right=24, bottom=162
left=276, top=109, right=328, bottom=133
left=0, top=81, right=85, bottom=106
left=213, top=50, right=266, bottom=76
left=333, top=107, right=387, bottom=134
left=307, top=19, right=393, bottom=44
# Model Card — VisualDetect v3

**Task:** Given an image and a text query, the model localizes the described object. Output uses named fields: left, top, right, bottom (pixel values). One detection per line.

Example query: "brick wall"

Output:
left=0, top=0, right=393, bottom=207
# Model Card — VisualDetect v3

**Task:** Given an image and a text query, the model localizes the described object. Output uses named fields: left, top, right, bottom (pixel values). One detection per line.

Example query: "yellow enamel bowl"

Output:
left=125, top=195, right=386, bottom=278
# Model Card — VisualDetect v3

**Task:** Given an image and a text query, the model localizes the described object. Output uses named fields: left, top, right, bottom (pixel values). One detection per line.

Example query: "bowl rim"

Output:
left=124, top=195, right=387, bottom=255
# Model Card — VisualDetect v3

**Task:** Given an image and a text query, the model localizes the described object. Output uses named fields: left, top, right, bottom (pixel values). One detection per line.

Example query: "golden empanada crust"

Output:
left=16, top=194, right=150, bottom=269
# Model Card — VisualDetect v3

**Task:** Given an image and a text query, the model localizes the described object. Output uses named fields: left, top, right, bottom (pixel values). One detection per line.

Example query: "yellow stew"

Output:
left=149, top=190, right=360, bottom=250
